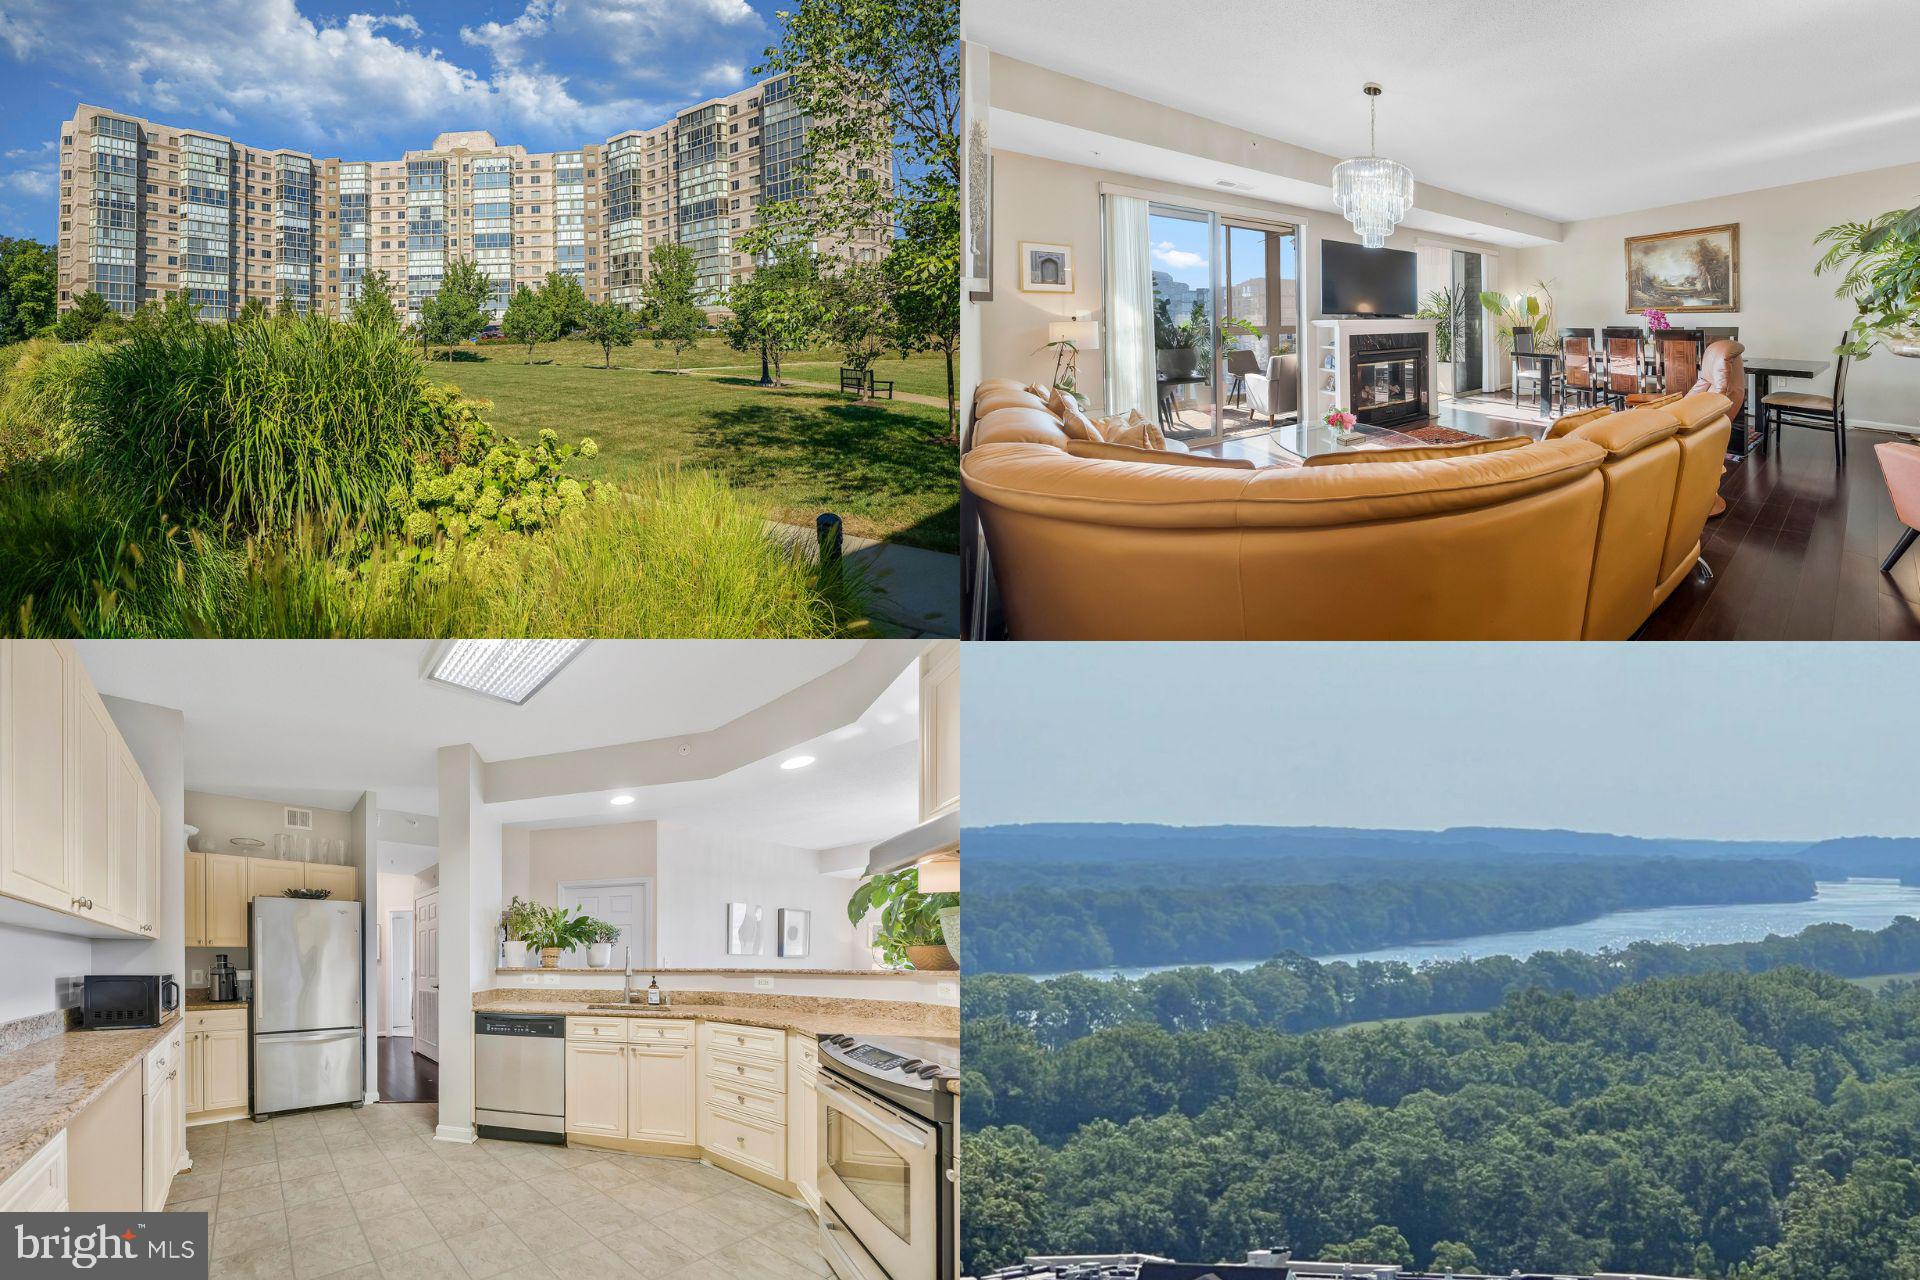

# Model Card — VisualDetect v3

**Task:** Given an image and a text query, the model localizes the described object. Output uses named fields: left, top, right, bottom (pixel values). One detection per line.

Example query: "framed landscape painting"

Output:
left=1625, top=223, right=1740, bottom=312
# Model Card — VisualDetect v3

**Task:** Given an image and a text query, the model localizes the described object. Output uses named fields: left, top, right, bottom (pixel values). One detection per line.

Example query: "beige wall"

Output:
left=1512, top=161, right=1920, bottom=431
left=525, top=821, right=659, bottom=911
left=185, top=791, right=352, bottom=859
left=977, top=147, right=1494, bottom=414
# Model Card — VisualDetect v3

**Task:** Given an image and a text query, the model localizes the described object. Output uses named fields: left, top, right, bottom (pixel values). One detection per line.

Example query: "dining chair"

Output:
left=1510, top=327, right=1545, bottom=407
left=1627, top=329, right=1704, bottom=405
left=1762, top=332, right=1851, bottom=465
left=1602, top=334, right=1644, bottom=407
left=1224, top=348, right=1259, bottom=408
left=1557, top=334, right=1599, bottom=412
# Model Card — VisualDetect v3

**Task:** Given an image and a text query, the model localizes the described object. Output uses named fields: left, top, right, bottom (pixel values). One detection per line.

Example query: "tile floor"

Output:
left=168, top=1101, right=830, bottom=1279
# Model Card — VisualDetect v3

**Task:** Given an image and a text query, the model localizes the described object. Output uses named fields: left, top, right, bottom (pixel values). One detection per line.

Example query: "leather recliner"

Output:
left=961, top=381, right=1733, bottom=640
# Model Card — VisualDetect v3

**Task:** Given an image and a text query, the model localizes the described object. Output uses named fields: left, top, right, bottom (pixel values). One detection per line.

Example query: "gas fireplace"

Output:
left=1350, top=332, right=1427, bottom=426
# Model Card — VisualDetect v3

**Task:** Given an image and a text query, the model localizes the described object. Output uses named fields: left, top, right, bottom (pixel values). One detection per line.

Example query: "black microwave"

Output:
left=81, top=974, right=179, bottom=1030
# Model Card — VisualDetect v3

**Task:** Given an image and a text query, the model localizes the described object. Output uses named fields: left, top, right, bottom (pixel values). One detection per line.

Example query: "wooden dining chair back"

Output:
left=1604, top=335, right=1643, bottom=402
left=1557, top=334, right=1596, bottom=410
left=1654, top=330, right=1704, bottom=396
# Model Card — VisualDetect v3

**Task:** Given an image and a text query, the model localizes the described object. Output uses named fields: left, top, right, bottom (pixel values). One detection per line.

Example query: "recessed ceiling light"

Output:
left=427, top=640, right=587, bottom=704
left=610, top=794, right=636, bottom=806
left=780, top=755, right=816, bottom=770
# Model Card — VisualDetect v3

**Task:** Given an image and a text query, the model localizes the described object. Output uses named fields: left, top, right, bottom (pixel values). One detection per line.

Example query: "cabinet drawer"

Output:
left=700, top=1021, right=784, bottom=1062
left=566, top=1017, right=626, bottom=1041
left=705, top=1076, right=785, bottom=1124
left=187, top=1009, right=248, bottom=1033
left=145, top=1033, right=178, bottom=1092
left=705, top=1047, right=784, bottom=1093
left=626, top=1018, right=694, bottom=1045
left=789, top=1033, right=819, bottom=1075
left=703, top=1103, right=785, bottom=1179
left=0, top=1131, right=67, bottom=1213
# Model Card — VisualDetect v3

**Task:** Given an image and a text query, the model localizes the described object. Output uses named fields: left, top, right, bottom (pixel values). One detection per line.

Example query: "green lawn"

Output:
left=1850, top=971, right=1920, bottom=992
left=436, top=337, right=959, bottom=553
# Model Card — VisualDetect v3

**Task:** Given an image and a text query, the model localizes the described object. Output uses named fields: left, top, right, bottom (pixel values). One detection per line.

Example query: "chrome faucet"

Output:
left=622, top=946, right=633, bottom=1004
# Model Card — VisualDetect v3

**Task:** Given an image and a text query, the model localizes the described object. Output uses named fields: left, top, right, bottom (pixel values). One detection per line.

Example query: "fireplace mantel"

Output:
left=1309, top=317, right=1439, bottom=429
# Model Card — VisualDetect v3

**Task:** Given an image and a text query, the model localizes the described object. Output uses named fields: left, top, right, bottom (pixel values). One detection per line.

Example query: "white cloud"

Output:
left=3, top=141, right=55, bottom=161
left=0, top=167, right=54, bottom=197
left=1153, top=240, right=1205, bottom=272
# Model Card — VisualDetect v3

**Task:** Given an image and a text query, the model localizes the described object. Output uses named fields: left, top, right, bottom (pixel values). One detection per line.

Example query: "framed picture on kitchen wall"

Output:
left=1020, top=242, right=1074, bottom=293
left=1625, top=223, right=1740, bottom=313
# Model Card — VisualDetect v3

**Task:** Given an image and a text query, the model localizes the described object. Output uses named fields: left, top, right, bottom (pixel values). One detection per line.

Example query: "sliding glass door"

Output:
left=1451, top=248, right=1485, bottom=396
left=1105, top=198, right=1301, bottom=448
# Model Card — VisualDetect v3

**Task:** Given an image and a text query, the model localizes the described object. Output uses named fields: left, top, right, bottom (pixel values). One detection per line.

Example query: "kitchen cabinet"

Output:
left=918, top=641, right=959, bottom=823
left=787, top=1033, right=820, bottom=1214
left=245, top=859, right=304, bottom=902
left=0, top=641, right=160, bottom=940
left=186, top=1009, right=249, bottom=1122
left=564, top=1040, right=627, bottom=1138
left=700, top=1021, right=789, bottom=1188
left=302, top=863, right=358, bottom=901
left=202, top=852, right=247, bottom=945
left=184, top=853, right=206, bottom=947
left=143, top=1023, right=185, bottom=1211
left=0, top=1132, right=67, bottom=1213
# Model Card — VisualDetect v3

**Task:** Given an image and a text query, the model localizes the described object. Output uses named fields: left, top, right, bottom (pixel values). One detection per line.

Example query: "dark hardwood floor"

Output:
left=377, top=1035, right=438, bottom=1103
left=1641, top=427, right=1920, bottom=640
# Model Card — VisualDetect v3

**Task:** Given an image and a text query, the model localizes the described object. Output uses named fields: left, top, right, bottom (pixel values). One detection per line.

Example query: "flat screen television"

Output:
left=1321, top=241, right=1418, bottom=317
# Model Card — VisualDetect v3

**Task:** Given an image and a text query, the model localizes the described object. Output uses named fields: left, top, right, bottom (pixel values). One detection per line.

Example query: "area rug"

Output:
left=1400, top=425, right=1487, bottom=445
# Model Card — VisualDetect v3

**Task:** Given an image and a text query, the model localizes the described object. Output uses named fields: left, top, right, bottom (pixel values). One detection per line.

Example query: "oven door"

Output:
left=817, top=1068, right=938, bottom=1280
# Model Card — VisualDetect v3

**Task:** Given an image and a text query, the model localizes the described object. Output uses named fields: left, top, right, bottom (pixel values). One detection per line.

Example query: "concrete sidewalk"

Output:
left=772, top=523, right=959, bottom=637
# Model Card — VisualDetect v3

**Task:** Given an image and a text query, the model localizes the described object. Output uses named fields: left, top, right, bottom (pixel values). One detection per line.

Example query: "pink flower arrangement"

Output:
left=1325, top=408, right=1358, bottom=431
left=1642, top=307, right=1672, bottom=331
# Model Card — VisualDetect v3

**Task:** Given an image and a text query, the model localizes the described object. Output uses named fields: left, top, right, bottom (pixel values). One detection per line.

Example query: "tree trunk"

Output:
left=759, top=343, right=772, bottom=386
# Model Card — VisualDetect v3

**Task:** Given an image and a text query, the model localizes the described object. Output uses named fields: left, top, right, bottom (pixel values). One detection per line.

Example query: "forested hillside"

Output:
left=962, top=966, right=1920, bottom=1280
left=966, top=854, right=1814, bottom=973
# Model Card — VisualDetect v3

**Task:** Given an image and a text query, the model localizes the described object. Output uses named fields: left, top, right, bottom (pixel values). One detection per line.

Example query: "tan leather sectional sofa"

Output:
left=961, top=380, right=1733, bottom=640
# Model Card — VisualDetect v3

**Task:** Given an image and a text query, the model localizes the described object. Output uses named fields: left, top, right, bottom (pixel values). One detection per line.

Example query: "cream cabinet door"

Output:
left=565, top=1041, right=627, bottom=1138
left=184, top=853, right=206, bottom=947
left=106, top=747, right=142, bottom=932
left=203, top=853, right=248, bottom=945
left=200, top=1029, right=248, bottom=1113
left=628, top=1044, right=695, bottom=1144
left=303, top=863, right=357, bottom=902
left=66, top=674, right=115, bottom=925
left=790, top=1069, right=819, bottom=1211
left=918, top=642, right=960, bottom=822
left=1, top=641, right=74, bottom=914
left=143, top=1060, right=176, bottom=1211
left=183, top=1033, right=205, bottom=1115
left=136, top=783, right=159, bottom=937
left=245, top=858, right=303, bottom=902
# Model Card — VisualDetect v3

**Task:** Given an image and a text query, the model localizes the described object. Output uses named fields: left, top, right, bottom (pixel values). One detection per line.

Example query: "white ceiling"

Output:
left=75, top=641, right=918, bottom=848
left=967, top=0, right=1920, bottom=224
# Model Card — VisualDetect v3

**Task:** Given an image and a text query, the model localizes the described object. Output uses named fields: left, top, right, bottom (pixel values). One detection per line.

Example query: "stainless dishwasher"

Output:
left=473, top=1013, right=566, bottom=1143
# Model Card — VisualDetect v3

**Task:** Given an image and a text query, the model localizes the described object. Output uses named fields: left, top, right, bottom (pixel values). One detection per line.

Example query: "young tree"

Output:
left=238, top=296, right=269, bottom=325
left=724, top=232, right=824, bottom=388
left=54, top=290, right=112, bottom=342
left=638, top=242, right=706, bottom=373
left=818, top=258, right=892, bottom=389
left=502, top=285, right=560, bottom=363
left=419, top=258, right=492, bottom=360
left=0, top=237, right=57, bottom=341
left=886, top=192, right=960, bottom=439
left=536, top=271, right=588, bottom=338
left=350, top=268, right=399, bottom=331
left=274, top=285, right=298, bottom=319
left=580, top=300, right=638, bottom=368
left=161, top=288, right=200, bottom=331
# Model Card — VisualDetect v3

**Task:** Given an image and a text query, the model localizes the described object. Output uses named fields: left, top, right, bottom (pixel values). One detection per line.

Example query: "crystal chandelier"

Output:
left=1332, top=83, right=1414, bottom=248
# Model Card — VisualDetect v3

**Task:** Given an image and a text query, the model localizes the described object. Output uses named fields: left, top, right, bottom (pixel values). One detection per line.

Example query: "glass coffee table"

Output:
left=1268, top=418, right=1432, bottom=462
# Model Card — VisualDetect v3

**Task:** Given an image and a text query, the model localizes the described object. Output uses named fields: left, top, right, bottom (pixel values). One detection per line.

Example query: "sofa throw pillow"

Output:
left=1056, top=400, right=1105, bottom=442
left=1105, top=408, right=1170, bottom=451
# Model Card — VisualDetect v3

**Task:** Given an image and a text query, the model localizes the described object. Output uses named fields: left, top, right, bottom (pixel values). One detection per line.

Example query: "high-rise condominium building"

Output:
left=54, top=75, right=885, bottom=323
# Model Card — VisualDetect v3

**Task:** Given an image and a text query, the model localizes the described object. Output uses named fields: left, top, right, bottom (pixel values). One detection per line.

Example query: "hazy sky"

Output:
left=964, top=644, right=1916, bottom=841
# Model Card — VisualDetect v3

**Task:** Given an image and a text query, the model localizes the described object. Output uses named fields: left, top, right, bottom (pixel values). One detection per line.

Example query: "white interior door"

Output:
left=557, top=878, right=650, bottom=967
left=413, top=890, right=438, bottom=1062
left=388, top=911, right=414, bottom=1035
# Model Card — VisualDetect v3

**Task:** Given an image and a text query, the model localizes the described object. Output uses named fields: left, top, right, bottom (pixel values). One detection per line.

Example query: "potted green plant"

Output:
left=847, top=867, right=960, bottom=971
left=500, top=896, right=540, bottom=968
left=520, top=903, right=597, bottom=968
left=584, top=919, right=621, bottom=969
left=1419, top=286, right=1465, bottom=395
left=1816, top=201, right=1920, bottom=358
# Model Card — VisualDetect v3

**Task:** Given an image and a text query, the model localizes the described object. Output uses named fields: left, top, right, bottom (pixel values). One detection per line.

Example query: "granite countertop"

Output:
left=185, top=998, right=249, bottom=1012
left=473, top=998, right=955, bottom=1040
left=0, top=1013, right=179, bottom=1186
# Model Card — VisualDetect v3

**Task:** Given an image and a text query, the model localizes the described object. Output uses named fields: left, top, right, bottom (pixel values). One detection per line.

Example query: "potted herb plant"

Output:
left=584, top=920, right=621, bottom=969
left=521, top=903, right=597, bottom=968
left=847, top=867, right=961, bottom=971
left=501, top=896, right=540, bottom=968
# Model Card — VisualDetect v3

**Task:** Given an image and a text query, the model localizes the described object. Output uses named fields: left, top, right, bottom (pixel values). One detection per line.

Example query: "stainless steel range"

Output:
left=817, top=1031, right=958, bottom=1280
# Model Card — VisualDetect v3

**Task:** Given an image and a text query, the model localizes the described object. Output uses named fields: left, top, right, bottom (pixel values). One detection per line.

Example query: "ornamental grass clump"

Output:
left=0, top=337, right=92, bottom=468
left=69, top=313, right=438, bottom=534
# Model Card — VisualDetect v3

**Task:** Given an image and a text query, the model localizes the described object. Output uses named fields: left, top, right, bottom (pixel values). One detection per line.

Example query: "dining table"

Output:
left=1740, top=356, right=1829, bottom=456
left=1510, top=350, right=1561, bottom=419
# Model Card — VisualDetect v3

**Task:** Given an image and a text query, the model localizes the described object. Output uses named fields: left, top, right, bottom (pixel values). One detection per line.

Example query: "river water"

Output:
left=1060, top=880, right=1920, bottom=981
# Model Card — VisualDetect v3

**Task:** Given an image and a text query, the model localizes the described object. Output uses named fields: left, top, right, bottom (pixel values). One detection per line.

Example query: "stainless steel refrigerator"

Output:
left=251, top=896, right=364, bottom=1116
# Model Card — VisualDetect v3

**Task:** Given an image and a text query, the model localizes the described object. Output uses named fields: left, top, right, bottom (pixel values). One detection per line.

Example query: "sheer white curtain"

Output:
left=1103, top=194, right=1155, bottom=417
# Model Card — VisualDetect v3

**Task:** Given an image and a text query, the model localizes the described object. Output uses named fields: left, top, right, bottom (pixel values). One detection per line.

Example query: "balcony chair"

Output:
left=1762, top=333, right=1852, bottom=465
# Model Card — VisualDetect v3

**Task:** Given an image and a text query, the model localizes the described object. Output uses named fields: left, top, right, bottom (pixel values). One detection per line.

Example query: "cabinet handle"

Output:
left=735, top=1135, right=745, bottom=1146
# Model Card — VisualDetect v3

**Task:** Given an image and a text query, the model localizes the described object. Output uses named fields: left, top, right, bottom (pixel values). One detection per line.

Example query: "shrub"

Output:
left=389, top=397, right=607, bottom=550
left=0, top=458, right=242, bottom=636
left=70, top=314, right=439, bottom=534
left=0, top=337, right=92, bottom=467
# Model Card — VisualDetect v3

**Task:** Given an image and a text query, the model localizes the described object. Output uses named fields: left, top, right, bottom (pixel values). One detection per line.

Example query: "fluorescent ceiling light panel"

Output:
left=428, top=640, right=588, bottom=705
left=780, top=755, right=816, bottom=770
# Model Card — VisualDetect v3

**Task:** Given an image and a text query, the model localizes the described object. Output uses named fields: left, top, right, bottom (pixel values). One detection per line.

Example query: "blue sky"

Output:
left=0, top=0, right=794, bottom=240
left=964, top=644, right=1917, bottom=841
